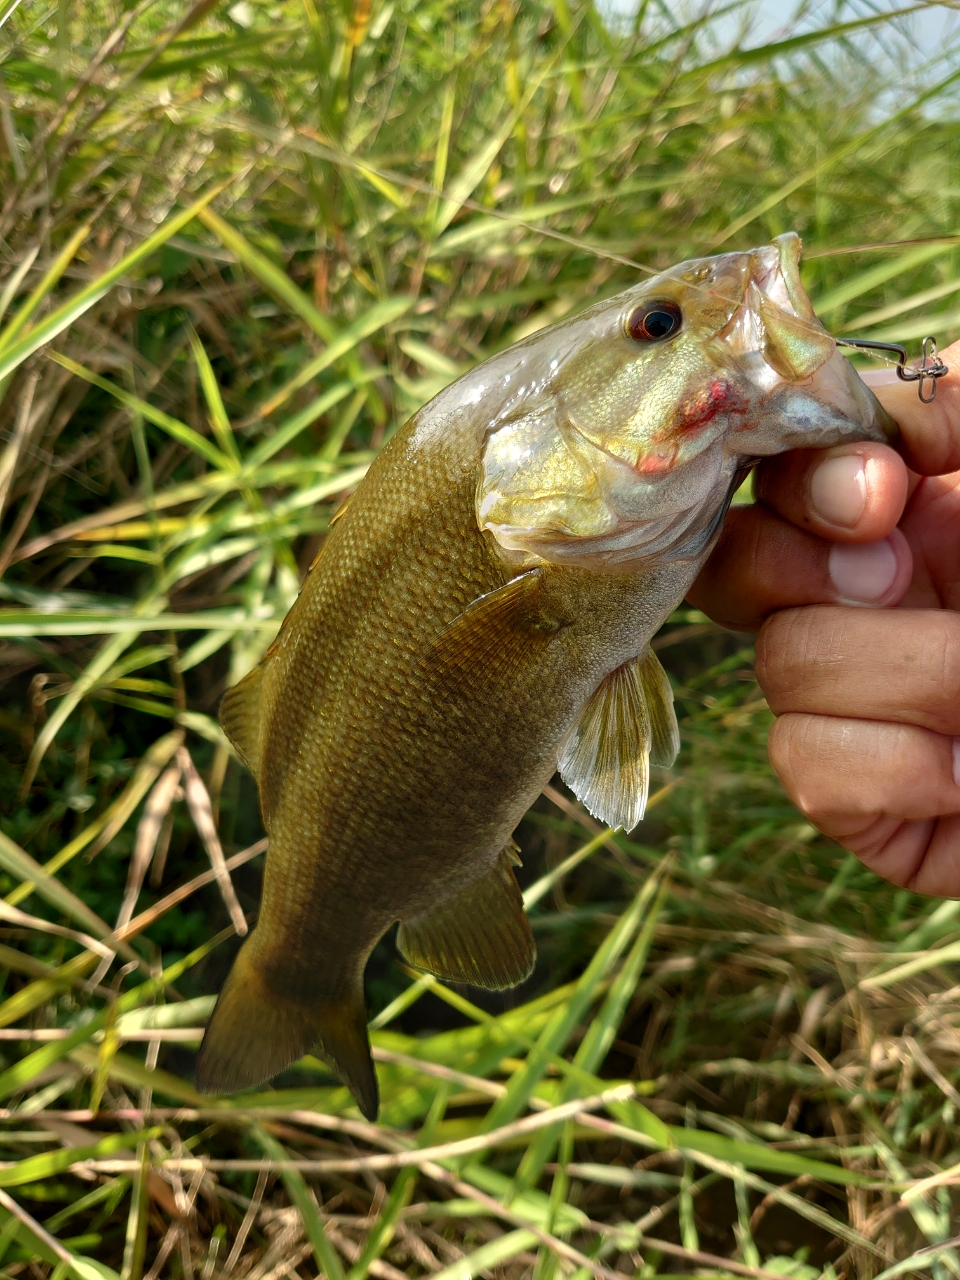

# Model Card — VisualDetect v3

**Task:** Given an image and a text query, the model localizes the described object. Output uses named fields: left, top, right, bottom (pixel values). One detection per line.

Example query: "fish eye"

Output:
left=626, top=299, right=683, bottom=342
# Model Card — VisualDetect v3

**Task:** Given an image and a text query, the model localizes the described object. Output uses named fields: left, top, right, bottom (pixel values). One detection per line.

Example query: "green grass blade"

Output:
left=197, top=206, right=340, bottom=342
left=187, top=326, right=241, bottom=463
left=0, top=1197, right=121, bottom=1280
left=666, top=1126, right=868, bottom=1187
left=515, top=874, right=674, bottom=1188
left=48, top=352, right=233, bottom=471
left=255, top=295, right=412, bottom=417
left=0, top=218, right=92, bottom=357
left=20, top=629, right=148, bottom=793
left=815, top=243, right=947, bottom=317
left=0, top=609, right=279, bottom=636
left=482, top=877, right=662, bottom=1132
left=0, top=1130, right=160, bottom=1189
left=0, top=180, right=233, bottom=384
left=245, top=382, right=350, bottom=468
left=696, top=7, right=944, bottom=75
left=0, top=927, right=233, bottom=1100
left=0, top=953, right=101, bottom=1030
left=428, top=1229, right=538, bottom=1280
left=0, top=830, right=141, bottom=965
left=7, top=728, right=182, bottom=905
left=251, top=1126, right=347, bottom=1280
left=712, top=63, right=960, bottom=248
left=347, top=1085, right=449, bottom=1280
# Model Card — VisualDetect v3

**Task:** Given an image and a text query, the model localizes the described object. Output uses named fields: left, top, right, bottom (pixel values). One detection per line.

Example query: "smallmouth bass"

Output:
left=196, top=233, right=894, bottom=1118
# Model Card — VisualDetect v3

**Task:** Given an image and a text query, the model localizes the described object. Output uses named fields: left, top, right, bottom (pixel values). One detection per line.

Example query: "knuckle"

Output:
left=756, top=608, right=823, bottom=704
left=767, top=712, right=819, bottom=813
left=921, top=613, right=960, bottom=716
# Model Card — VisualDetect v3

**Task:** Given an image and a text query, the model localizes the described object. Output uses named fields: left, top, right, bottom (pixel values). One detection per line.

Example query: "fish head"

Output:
left=476, top=232, right=896, bottom=569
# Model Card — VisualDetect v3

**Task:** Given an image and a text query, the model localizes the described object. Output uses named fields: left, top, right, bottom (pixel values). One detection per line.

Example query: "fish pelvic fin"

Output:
left=195, top=940, right=379, bottom=1121
left=559, top=644, right=679, bottom=834
left=219, top=663, right=266, bottom=779
left=638, top=645, right=680, bottom=768
left=397, top=843, right=535, bottom=991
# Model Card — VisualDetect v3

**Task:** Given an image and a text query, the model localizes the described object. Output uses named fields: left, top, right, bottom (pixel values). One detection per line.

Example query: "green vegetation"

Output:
left=1, top=0, right=960, bottom=1275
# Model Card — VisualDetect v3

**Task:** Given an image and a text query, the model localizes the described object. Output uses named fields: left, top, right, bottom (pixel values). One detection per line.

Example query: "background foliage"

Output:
left=2, top=0, right=960, bottom=1276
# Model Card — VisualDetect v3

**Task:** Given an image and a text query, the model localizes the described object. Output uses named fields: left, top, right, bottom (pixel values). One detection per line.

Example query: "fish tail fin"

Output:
left=195, top=940, right=379, bottom=1120
left=311, top=985, right=379, bottom=1123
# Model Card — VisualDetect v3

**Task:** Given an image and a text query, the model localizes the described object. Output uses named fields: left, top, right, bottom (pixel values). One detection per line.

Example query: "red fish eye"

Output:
left=627, top=299, right=683, bottom=342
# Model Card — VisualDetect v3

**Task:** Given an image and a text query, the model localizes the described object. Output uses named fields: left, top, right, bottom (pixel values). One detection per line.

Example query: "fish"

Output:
left=195, top=232, right=895, bottom=1119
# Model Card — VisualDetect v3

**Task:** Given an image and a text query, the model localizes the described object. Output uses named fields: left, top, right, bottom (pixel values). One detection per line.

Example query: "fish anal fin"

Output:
left=219, top=664, right=266, bottom=780
left=558, top=645, right=679, bottom=833
left=428, top=569, right=569, bottom=701
left=397, top=845, right=535, bottom=991
left=196, top=940, right=378, bottom=1120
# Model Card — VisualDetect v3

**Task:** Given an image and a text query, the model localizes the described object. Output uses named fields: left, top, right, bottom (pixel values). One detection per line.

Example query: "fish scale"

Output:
left=197, top=233, right=896, bottom=1119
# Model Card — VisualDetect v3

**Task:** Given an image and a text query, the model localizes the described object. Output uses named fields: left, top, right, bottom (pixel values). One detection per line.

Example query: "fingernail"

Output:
left=811, top=454, right=866, bottom=528
left=828, top=538, right=898, bottom=604
left=954, top=739, right=960, bottom=789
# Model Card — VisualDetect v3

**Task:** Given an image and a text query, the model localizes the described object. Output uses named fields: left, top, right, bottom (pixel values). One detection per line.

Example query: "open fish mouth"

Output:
left=719, top=232, right=837, bottom=390
left=715, top=232, right=897, bottom=455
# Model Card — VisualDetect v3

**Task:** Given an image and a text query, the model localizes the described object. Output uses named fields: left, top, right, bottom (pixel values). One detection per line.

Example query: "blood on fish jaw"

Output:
left=633, top=379, right=748, bottom=475
left=677, top=378, right=748, bottom=434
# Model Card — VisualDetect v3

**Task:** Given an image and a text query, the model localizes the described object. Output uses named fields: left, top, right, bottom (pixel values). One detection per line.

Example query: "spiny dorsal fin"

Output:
left=558, top=645, right=679, bottom=833
left=219, top=664, right=266, bottom=780
left=397, top=844, right=535, bottom=991
left=427, top=569, right=570, bottom=703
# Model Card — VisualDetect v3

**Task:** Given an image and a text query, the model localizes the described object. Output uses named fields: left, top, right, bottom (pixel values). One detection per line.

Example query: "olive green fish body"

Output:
left=199, top=414, right=692, bottom=1113
left=196, top=234, right=896, bottom=1116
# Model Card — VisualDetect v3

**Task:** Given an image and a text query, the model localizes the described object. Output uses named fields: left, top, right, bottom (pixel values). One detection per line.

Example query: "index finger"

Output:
left=869, top=337, right=960, bottom=475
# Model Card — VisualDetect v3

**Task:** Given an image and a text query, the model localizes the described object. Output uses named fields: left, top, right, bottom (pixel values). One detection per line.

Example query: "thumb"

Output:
left=688, top=503, right=912, bottom=631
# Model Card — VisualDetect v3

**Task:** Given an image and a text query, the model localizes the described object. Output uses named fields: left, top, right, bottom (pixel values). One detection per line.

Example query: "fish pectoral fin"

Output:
left=397, top=844, right=535, bottom=991
left=558, top=645, right=679, bottom=834
left=196, top=940, right=379, bottom=1121
left=427, top=568, right=570, bottom=701
left=219, top=663, right=267, bottom=780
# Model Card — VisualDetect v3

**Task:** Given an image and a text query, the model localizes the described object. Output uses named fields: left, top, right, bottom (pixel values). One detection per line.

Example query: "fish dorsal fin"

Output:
left=396, top=843, right=535, bottom=991
left=219, top=664, right=267, bottom=780
left=427, top=569, right=570, bottom=701
left=558, top=645, right=679, bottom=833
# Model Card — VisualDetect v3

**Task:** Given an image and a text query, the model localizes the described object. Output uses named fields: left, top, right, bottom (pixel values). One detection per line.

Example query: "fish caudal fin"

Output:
left=195, top=940, right=379, bottom=1120
left=397, top=844, right=535, bottom=991
left=559, top=644, right=679, bottom=834
left=219, top=664, right=267, bottom=780
left=312, top=989, right=379, bottom=1123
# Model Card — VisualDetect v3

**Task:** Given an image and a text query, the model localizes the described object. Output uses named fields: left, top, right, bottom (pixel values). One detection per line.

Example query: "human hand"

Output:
left=688, top=339, right=960, bottom=896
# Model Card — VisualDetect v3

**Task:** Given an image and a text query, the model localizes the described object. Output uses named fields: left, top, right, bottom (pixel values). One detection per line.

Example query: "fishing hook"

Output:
left=836, top=335, right=949, bottom=403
